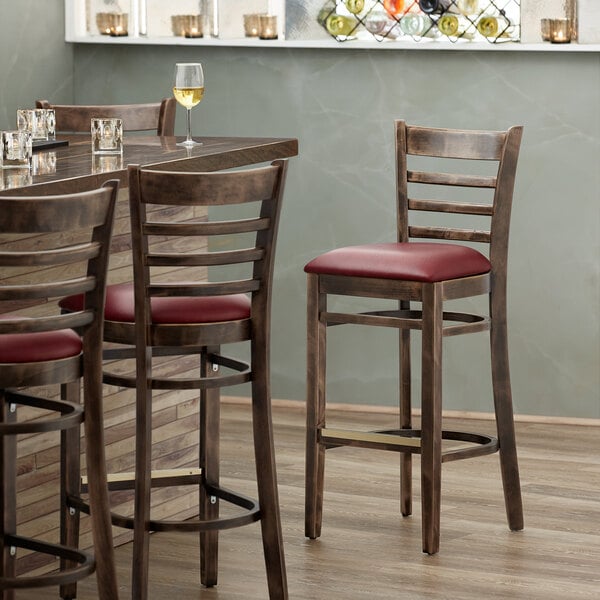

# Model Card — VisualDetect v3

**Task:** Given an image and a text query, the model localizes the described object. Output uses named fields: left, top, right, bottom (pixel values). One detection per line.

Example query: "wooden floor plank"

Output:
left=19, top=401, right=600, bottom=600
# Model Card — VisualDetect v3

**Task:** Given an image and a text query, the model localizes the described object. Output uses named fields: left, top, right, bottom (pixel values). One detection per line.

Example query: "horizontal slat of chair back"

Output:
left=148, top=248, right=265, bottom=268
left=144, top=216, right=271, bottom=237
left=408, top=225, right=491, bottom=243
left=0, top=275, right=96, bottom=301
left=0, top=243, right=101, bottom=268
left=408, top=170, right=497, bottom=189
left=0, top=311, right=94, bottom=335
left=149, top=280, right=261, bottom=297
left=36, top=99, right=173, bottom=133
left=408, top=199, right=493, bottom=216
left=406, top=127, right=507, bottom=160
left=138, top=165, right=280, bottom=206
left=0, top=192, right=114, bottom=233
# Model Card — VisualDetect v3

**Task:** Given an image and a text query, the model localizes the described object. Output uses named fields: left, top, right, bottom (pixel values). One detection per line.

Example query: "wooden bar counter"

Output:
left=0, top=134, right=298, bottom=575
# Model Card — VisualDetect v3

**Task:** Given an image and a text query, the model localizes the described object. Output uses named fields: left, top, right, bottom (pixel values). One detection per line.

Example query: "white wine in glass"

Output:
left=173, top=62, right=205, bottom=147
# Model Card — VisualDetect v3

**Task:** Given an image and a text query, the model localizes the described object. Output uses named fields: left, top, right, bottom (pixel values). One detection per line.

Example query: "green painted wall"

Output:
left=70, top=43, right=599, bottom=419
left=0, top=0, right=73, bottom=129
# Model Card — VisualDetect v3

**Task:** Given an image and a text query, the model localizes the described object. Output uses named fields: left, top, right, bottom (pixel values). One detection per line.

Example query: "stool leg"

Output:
left=199, top=347, right=220, bottom=588
left=60, top=380, right=82, bottom=600
left=305, top=273, right=326, bottom=540
left=132, top=347, right=152, bottom=600
left=490, top=284, right=524, bottom=531
left=420, top=283, right=443, bottom=555
left=82, top=348, right=119, bottom=600
left=1, top=392, right=16, bottom=600
left=399, top=300, right=412, bottom=517
left=252, top=325, right=288, bottom=600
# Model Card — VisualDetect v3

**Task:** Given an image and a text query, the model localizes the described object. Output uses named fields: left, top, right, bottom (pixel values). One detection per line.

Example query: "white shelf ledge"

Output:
left=66, top=34, right=600, bottom=52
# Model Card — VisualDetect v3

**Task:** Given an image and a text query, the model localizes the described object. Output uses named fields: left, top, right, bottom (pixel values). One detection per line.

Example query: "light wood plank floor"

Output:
left=22, top=401, right=600, bottom=599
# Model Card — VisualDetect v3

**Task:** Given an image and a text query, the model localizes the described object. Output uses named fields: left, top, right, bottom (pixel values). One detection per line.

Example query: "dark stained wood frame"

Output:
left=0, top=183, right=119, bottom=599
left=65, top=161, right=290, bottom=600
left=36, top=99, right=176, bottom=136
left=305, top=120, right=524, bottom=555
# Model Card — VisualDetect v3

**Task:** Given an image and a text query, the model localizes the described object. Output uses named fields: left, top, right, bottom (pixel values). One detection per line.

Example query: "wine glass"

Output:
left=173, top=62, right=205, bottom=147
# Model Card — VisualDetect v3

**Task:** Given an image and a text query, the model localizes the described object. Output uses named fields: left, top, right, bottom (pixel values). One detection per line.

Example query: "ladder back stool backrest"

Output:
left=36, top=98, right=176, bottom=135
left=397, top=121, right=523, bottom=271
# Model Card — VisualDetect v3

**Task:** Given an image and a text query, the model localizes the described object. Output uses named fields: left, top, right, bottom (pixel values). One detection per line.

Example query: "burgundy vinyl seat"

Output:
left=305, top=120, right=525, bottom=557
left=0, top=320, right=82, bottom=364
left=60, top=282, right=251, bottom=324
left=304, top=241, right=491, bottom=282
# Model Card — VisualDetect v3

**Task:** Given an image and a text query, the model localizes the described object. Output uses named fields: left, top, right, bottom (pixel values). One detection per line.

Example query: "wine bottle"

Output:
left=383, top=0, right=405, bottom=17
left=418, top=0, right=451, bottom=14
left=476, top=15, right=510, bottom=38
left=345, top=0, right=365, bottom=15
left=364, top=5, right=390, bottom=36
left=325, top=14, right=357, bottom=37
left=437, top=14, right=459, bottom=35
left=437, top=13, right=474, bottom=38
left=399, top=13, right=430, bottom=37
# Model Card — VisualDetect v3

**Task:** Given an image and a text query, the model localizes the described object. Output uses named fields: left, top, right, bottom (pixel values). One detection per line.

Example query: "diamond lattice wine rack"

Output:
left=317, top=0, right=521, bottom=43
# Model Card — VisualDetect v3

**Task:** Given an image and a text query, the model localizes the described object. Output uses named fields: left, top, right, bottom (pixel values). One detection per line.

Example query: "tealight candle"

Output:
left=258, top=15, right=278, bottom=40
left=549, top=18, right=571, bottom=43
left=184, top=15, right=203, bottom=38
left=109, top=13, right=129, bottom=37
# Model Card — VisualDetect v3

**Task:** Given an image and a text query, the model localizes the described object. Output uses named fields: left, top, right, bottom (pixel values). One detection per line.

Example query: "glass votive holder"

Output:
left=1, top=130, right=32, bottom=169
left=96, top=12, right=113, bottom=35
left=108, top=13, right=128, bottom=37
left=44, top=109, right=56, bottom=140
left=183, top=15, right=203, bottom=38
left=548, top=18, right=571, bottom=43
left=17, top=108, right=49, bottom=141
left=258, top=15, right=278, bottom=40
left=243, top=13, right=263, bottom=37
left=171, top=15, right=187, bottom=36
left=91, top=118, right=123, bottom=155
left=540, top=18, right=551, bottom=41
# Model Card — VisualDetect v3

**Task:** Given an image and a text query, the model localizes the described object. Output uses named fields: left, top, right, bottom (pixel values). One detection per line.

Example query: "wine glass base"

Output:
left=177, top=139, right=203, bottom=147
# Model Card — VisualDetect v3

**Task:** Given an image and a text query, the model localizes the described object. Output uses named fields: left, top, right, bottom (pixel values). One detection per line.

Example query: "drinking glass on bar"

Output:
left=173, top=62, right=205, bottom=147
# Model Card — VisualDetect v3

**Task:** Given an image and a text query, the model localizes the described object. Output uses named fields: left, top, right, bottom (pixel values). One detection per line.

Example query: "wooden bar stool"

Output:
left=305, top=121, right=524, bottom=555
left=60, top=160, right=289, bottom=599
left=0, top=183, right=119, bottom=599
left=36, top=99, right=176, bottom=135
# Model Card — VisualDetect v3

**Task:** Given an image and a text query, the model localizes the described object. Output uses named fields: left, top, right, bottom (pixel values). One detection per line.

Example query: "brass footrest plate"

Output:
left=320, top=427, right=498, bottom=462
left=81, top=468, right=203, bottom=492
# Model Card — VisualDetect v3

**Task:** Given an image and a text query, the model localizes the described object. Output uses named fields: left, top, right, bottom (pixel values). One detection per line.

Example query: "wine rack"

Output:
left=317, top=0, right=521, bottom=44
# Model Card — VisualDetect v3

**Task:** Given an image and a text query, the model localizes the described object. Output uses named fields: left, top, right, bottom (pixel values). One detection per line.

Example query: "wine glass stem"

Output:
left=186, top=108, right=193, bottom=143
